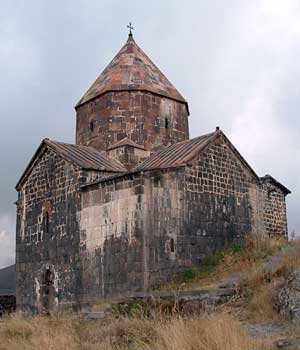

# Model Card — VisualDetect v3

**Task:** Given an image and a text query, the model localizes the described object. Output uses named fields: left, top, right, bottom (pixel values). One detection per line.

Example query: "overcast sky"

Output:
left=0, top=0, right=299, bottom=268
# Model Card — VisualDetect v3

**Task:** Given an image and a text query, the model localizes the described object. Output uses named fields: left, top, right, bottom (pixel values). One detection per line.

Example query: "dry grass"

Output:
left=160, top=235, right=288, bottom=291
left=245, top=283, right=279, bottom=321
left=0, top=312, right=78, bottom=350
left=239, top=243, right=300, bottom=291
left=238, top=241, right=300, bottom=321
left=0, top=312, right=269, bottom=350
left=136, top=313, right=269, bottom=350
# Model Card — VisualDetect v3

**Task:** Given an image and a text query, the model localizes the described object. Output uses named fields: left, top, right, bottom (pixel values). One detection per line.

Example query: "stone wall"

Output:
left=16, top=148, right=83, bottom=312
left=80, top=173, right=147, bottom=302
left=0, top=295, right=16, bottom=314
left=76, top=91, right=189, bottom=152
left=80, top=168, right=187, bottom=301
left=260, top=176, right=288, bottom=237
left=182, top=137, right=259, bottom=263
left=107, top=146, right=151, bottom=170
left=80, top=137, right=266, bottom=302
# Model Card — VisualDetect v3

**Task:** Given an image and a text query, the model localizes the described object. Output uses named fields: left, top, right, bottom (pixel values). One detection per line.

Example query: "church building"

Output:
left=15, top=31, right=290, bottom=312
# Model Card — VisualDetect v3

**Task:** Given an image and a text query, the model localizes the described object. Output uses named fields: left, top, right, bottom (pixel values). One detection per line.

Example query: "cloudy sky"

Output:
left=0, top=0, right=299, bottom=268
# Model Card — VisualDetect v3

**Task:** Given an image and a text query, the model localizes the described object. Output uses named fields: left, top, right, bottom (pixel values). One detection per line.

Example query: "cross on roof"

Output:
left=127, top=22, right=134, bottom=36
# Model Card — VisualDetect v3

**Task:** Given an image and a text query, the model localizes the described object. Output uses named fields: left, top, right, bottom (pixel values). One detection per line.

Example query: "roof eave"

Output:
left=15, top=140, right=126, bottom=191
left=260, top=175, right=291, bottom=195
left=220, top=132, right=260, bottom=181
left=81, top=164, right=186, bottom=189
left=15, top=140, right=48, bottom=191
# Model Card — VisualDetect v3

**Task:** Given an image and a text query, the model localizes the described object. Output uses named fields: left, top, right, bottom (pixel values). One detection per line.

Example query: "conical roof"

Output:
left=76, top=35, right=187, bottom=108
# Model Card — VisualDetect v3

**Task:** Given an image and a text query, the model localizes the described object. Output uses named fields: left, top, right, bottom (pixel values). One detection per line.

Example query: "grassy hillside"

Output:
left=0, top=264, right=15, bottom=295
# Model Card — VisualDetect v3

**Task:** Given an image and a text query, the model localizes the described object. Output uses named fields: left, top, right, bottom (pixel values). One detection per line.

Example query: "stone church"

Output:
left=15, top=32, right=290, bottom=312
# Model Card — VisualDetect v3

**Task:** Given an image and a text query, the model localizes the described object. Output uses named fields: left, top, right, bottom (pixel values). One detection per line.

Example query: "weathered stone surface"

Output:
left=114, top=288, right=236, bottom=315
left=76, top=90, right=189, bottom=152
left=0, top=295, right=16, bottom=314
left=275, top=339, right=300, bottom=349
left=245, top=321, right=287, bottom=339
left=260, top=176, right=289, bottom=237
left=277, top=270, right=300, bottom=324
left=15, top=148, right=89, bottom=313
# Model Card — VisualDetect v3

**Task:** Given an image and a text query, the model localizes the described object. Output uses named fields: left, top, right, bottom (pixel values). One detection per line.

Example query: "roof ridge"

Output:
left=134, top=132, right=216, bottom=171
left=107, top=137, right=146, bottom=151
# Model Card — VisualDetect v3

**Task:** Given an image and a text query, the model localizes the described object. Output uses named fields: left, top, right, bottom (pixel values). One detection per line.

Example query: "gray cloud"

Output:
left=0, top=0, right=299, bottom=267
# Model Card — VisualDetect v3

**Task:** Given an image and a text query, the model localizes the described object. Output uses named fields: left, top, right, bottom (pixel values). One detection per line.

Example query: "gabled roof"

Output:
left=134, top=132, right=215, bottom=171
left=107, top=137, right=146, bottom=151
left=82, top=129, right=271, bottom=189
left=134, top=129, right=260, bottom=180
left=76, top=35, right=187, bottom=108
left=260, top=175, right=291, bottom=195
left=83, top=129, right=261, bottom=189
left=16, top=139, right=126, bottom=190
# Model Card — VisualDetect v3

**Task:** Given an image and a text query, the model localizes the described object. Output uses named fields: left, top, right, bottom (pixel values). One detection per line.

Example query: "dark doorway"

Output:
left=41, top=269, right=55, bottom=313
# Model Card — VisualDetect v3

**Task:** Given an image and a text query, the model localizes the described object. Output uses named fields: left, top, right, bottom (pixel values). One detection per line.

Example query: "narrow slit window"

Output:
left=170, top=238, right=175, bottom=253
left=90, top=120, right=94, bottom=132
left=44, top=212, right=49, bottom=233
left=44, top=269, right=52, bottom=285
left=165, top=118, right=169, bottom=129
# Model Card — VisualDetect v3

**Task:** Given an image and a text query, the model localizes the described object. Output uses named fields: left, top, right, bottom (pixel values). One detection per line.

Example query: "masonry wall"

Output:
left=79, top=137, right=290, bottom=304
left=80, top=137, right=267, bottom=301
left=137, top=139, right=266, bottom=288
left=16, top=149, right=82, bottom=312
left=261, top=179, right=288, bottom=237
left=80, top=168, right=187, bottom=301
left=80, top=174, right=144, bottom=302
left=181, top=137, right=260, bottom=264
left=76, top=91, right=189, bottom=152
left=107, top=146, right=151, bottom=170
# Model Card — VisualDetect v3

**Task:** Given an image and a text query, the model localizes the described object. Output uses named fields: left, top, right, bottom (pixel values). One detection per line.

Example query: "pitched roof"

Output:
left=44, top=140, right=126, bottom=172
left=260, top=175, right=291, bottom=195
left=16, top=139, right=126, bottom=190
left=82, top=129, right=264, bottom=188
left=134, top=129, right=260, bottom=180
left=134, top=132, right=215, bottom=171
left=107, top=137, right=146, bottom=151
left=76, top=35, right=187, bottom=108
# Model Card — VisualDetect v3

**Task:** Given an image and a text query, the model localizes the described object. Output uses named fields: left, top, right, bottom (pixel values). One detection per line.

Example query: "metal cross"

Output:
left=127, top=22, right=134, bottom=36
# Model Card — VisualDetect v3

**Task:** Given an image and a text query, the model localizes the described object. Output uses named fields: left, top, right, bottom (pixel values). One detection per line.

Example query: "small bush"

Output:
left=203, top=251, right=225, bottom=268
left=182, top=268, right=197, bottom=281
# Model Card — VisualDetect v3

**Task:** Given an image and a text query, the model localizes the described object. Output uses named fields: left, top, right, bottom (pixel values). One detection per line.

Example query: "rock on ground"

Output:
left=277, top=270, right=300, bottom=324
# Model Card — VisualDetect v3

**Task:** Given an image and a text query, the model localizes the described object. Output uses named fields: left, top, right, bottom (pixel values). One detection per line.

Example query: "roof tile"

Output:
left=134, top=132, right=215, bottom=171
left=45, top=140, right=126, bottom=172
left=76, top=35, right=187, bottom=107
